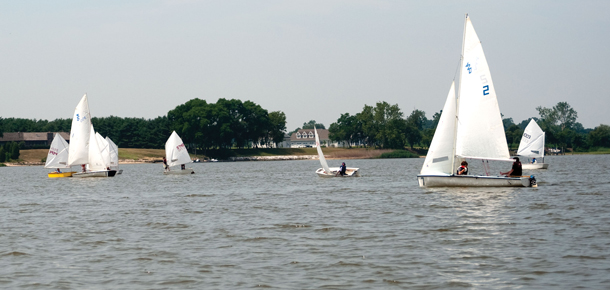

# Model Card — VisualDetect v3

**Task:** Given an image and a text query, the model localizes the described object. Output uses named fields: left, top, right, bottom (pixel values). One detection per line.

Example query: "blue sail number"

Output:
left=483, top=85, right=489, bottom=95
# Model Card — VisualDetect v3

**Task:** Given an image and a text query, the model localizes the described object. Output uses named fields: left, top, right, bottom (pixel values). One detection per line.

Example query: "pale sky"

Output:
left=1, top=0, right=608, bottom=131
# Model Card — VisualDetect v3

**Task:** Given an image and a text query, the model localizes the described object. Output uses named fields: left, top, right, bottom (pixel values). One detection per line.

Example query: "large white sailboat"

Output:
left=164, top=131, right=194, bottom=175
left=68, top=94, right=117, bottom=178
left=314, top=127, right=360, bottom=177
left=517, top=119, right=549, bottom=169
left=417, top=15, right=536, bottom=187
left=44, top=133, right=76, bottom=178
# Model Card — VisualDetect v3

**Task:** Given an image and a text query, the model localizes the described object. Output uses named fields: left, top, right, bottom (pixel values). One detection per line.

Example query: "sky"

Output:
left=1, top=0, right=609, bottom=131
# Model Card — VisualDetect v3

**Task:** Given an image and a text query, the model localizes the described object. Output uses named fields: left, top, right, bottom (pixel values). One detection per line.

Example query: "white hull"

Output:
left=164, top=168, right=194, bottom=175
left=417, top=174, right=536, bottom=187
left=73, top=170, right=117, bottom=178
left=522, top=163, right=549, bottom=170
left=316, top=167, right=360, bottom=178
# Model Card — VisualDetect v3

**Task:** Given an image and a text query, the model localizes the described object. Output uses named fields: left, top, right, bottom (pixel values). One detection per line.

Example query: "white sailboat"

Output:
left=417, top=15, right=536, bottom=187
left=314, top=127, right=360, bottom=177
left=73, top=125, right=117, bottom=178
left=44, top=133, right=76, bottom=178
left=106, top=137, right=123, bottom=174
left=517, top=119, right=549, bottom=169
left=164, top=131, right=194, bottom=175
left=66, top=94, right=116, bottom=178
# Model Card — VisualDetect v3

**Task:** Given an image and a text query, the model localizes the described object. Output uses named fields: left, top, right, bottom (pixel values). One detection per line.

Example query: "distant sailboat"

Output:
left=67, top=94, right=116, bottom=178
left=106, top=137, right=123, bottom=174
left=164, top=131, right=194, bottom=175
left=314, top=127, right=360, bottom=177
left=517, top=119, right=549, bottom=169
left=417, top=15, right=536, bottom=187
left=45, top=133, right=76, bottom=178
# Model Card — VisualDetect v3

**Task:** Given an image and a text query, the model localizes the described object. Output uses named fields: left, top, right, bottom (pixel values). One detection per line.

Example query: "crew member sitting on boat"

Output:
left=531, top=157, right=537, bottom=164
left=501, top=157, right=522, bottom=176
left=81, top=164, right=86, bottom=173
left=163, top=157, right=169, bottom=172
left=338, top=162, right=347, bottom=176
left=181, top=164, right=185, bottom=170
left=55, top=168, right=62, bottom=173
left=456, top=161, right=468, bottom=175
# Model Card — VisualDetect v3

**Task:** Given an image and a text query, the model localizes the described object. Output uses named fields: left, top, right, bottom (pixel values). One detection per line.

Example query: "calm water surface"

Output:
left=1, top=155, right=609, bottom=289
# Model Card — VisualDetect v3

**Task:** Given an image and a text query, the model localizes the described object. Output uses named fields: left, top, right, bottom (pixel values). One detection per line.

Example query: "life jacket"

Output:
left=457, top=165, right=468, bottom=175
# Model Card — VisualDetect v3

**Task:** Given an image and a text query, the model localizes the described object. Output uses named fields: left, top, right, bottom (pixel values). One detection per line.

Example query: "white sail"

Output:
left=88, top=126, right=109, bottom=171
left=165, top=131, right=192, bottom=167
left=67, top=94, right=92, bottom=166
left=44, top=133, right=71, bottom=169
left=455, top=16, right=511, bottom=162
left=314, top=127, right=332, bottom=174
left=96, top=133, right=111, bottom=169
left=420, top=81, right=457, bottom=175
left=517, top=119, right=545, bottom=158
left=106, top=137, right=119, bottom=167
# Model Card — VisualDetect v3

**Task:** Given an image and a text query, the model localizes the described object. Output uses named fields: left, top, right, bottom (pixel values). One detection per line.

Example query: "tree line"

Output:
left=0, top=98, right=287, bottom=151
left=327, top=101, right=610, bottom=151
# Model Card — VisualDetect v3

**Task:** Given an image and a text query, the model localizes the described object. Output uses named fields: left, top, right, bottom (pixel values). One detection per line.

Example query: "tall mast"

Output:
left=451, top=13, right=468, bottom=174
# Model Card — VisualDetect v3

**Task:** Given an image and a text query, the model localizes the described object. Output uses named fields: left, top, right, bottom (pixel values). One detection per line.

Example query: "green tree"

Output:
left=329, top=113, right=361, bottom=147
left=588, top=124, right=610, bottom=147
left=267, top=111, right=287, bottom=147
left=11, top=142, right=20, bottom=160
left=405, top=109, right=427, bottom=149
left=0, top=146, right=5, bottom=162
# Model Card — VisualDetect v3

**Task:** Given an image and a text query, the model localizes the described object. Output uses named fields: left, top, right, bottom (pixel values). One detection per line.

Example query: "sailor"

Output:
left=456, top=161, right=468, bottom=175
left=181, top=164, right=186, bottom=170
left=163, top=157, right=169, bottom=171
left=338, top=162, right=347, bottom=176
left=56, top=168, right=62, bottom=173
left=81, top=164, right=86, bottom=173
left=501, top=157, right=523, bottom=177
left=531, top=157, right=537, bottom=164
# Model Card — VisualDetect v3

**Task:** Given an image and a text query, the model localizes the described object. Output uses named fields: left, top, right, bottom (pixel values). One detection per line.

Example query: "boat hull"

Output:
left=47, top=171, right=76, bottom=178
left=73, top=170, right=117, bottom=178
left=163, top=168, right=195, bottom=175
left=417, top=174, right=536, bottom=187
left=522, top=163, right=549, bottom=170
left=316, top=167, right=360, bottom=177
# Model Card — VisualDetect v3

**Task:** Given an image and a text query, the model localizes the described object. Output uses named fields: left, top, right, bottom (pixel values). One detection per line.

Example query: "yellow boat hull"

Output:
left=47, top=171, right=76, bottom=178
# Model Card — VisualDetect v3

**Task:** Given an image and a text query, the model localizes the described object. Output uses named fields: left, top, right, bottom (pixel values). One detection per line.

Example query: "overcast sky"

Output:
left=1, top=0, right=608, bottom=131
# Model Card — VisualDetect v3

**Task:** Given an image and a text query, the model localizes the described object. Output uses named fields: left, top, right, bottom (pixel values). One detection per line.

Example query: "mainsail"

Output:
left=67, top=94, right=92, bottom=166
left=165, top=131, right=192, bottom=167
left=517, top=119, right=545, bottom=158
left=44, top=133, right=71, bottom=169
left=455, top=15, right=511, bottom=162
left=314, top=127, right=331, bottom=175
left=420, top=82, right=457, bottom=175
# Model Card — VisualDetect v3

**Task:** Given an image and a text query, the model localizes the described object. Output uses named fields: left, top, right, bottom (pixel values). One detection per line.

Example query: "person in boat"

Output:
left=338, top=162, right=347, bottom=176
left=531, top=157, right=537, bottom=164
left=456, top=161, right=468, bottom=175
left=81, top=164, right=86, bottom=173
left=163, top=157, right=169, bottom=172
left=181, top=164, right=185, bottom=170
left=501, top=157, right=523, bottom=177
left=55, top=168, right=62, bottom=173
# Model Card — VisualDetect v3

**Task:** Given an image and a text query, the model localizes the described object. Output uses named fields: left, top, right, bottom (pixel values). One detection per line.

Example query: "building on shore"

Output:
left=0, top=132, right=70, bottom=148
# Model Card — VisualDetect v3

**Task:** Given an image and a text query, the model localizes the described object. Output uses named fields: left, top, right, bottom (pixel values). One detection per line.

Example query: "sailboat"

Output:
left=67, top=94, right=117, bottom=178
left=45, top=133, right=77, bottom=178
left=164, top=131, right=194, bottom=175
left=517, top=119, right=549, bottom=169
left=417, top=15, right=536, bottom=187
left=314, top=127, right=360, bottom=177
left=106, top=137, right=123, bottom=174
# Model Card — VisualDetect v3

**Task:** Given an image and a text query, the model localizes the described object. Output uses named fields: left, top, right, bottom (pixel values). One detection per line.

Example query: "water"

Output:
left=1, top=155, right=609, bottom=289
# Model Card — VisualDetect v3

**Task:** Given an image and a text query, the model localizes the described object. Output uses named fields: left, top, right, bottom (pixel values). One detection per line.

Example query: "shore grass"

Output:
left=379, top=150, right=420, bottom=158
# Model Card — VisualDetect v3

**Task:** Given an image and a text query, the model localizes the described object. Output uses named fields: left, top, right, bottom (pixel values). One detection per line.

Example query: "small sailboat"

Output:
left=417, top=15, right=536, bottom=187
left=314, top=127, right=359, bottom=177
left=164, top=131, right=194, bottom=175
left=45, top=133, right=77, bottom=178
left=517, top=119, right=549, bottom=169
left=67, top=94, right=116, bottom=178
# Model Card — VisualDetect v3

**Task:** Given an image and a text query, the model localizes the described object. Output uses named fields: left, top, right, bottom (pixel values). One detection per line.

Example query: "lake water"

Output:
left=1, top=155, right=609, bottom=289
